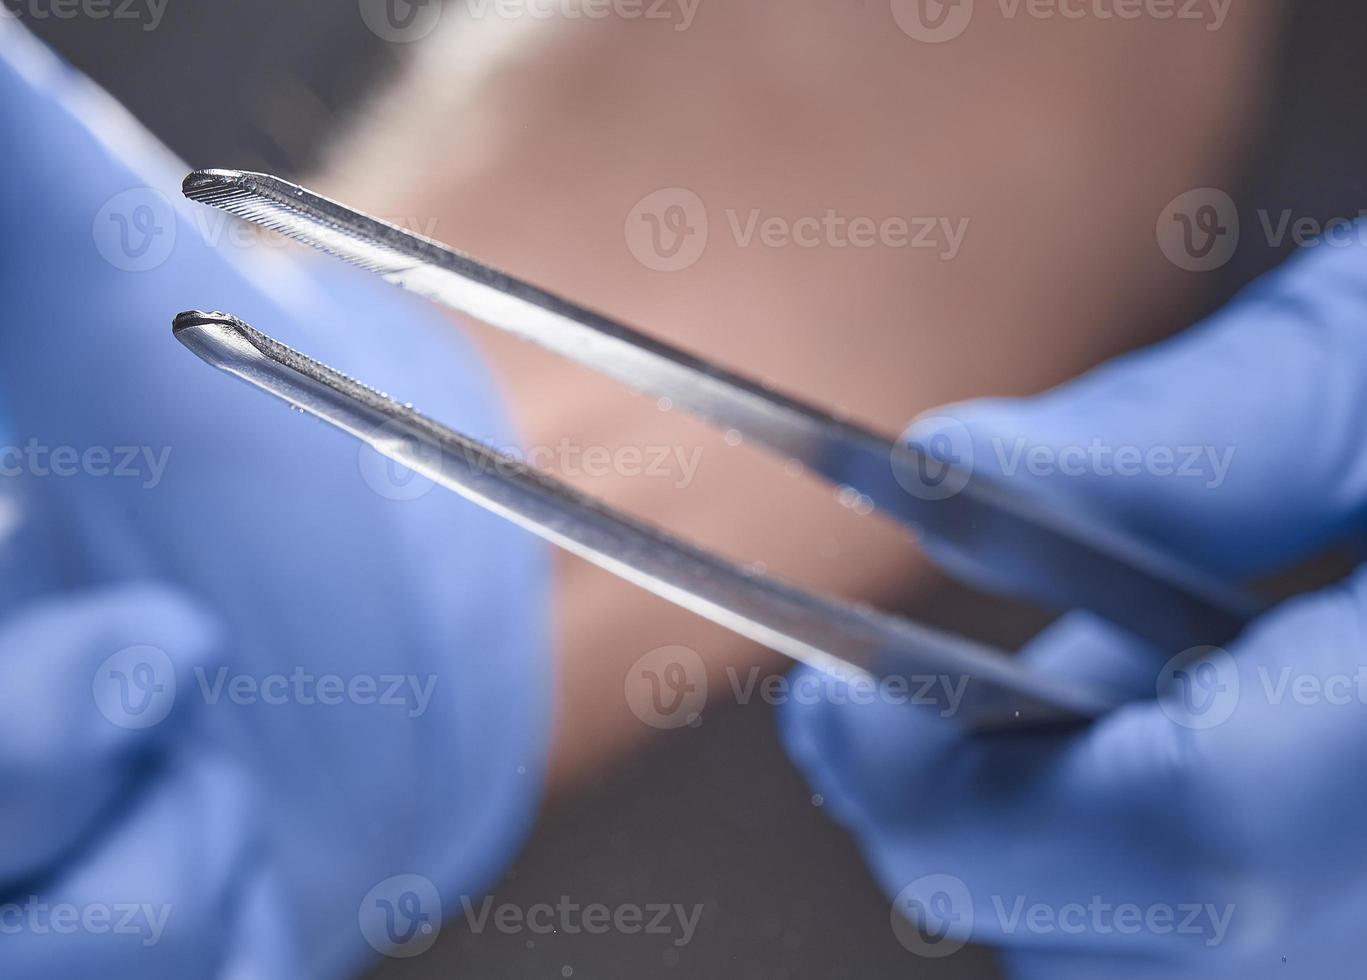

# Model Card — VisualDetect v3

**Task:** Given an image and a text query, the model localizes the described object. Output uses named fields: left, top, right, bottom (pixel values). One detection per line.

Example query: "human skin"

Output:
left=317, top=1, right=1285, bottom=793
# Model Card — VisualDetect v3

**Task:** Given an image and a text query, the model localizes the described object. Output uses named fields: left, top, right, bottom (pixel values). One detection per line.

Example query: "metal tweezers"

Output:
left=173, top=170, right=1262, bottom=731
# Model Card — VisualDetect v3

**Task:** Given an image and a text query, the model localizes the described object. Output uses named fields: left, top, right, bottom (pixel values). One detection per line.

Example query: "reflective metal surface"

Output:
left=181, top=170, right=1262, bottom=652
left=174, top=311, right=1120, bottom=730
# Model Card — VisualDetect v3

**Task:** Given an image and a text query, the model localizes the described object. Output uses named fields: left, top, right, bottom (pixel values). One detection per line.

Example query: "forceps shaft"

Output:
left=181, top=170, right=1261, bottom=652
left=173, top=311, right=1118, bottom=730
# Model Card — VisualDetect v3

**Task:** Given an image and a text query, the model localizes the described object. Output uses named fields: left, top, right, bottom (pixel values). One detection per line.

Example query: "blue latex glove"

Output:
left=782, top=231, right=1367, bottom=977
left=0, top=586, right=302, bottom=975
left=0, top=21, right=549, bottom=979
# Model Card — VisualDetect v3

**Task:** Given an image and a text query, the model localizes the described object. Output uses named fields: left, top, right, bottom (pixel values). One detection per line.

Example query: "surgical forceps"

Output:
left=173, top=170, right=1262, bottom=731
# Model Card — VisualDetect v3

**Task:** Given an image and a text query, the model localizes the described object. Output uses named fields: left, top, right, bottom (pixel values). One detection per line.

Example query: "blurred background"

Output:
left=16, top=2, right=1367, bottom=977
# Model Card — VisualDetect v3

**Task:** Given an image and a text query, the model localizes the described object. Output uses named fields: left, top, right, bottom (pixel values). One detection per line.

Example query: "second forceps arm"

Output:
left=173, top=311, right=1120, bottom=731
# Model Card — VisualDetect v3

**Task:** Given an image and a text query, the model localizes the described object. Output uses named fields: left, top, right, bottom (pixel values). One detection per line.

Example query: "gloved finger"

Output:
left=780, top=615, right=1164, bottom=830
left=784, top=570, right=1367, bottom=960
left=1001, top=574, right=1367, bottom=980
left=781, top=678, right=1227, bottom=956
left=1017, top=612, right=1164, bottom=702
left=1154, top=564, right=1367, bottom=877
left=0, top=748, right=301, bottom=979
left=0, top=584, right=220, bottom=884
left=901, top=234, right=1367, bottom=589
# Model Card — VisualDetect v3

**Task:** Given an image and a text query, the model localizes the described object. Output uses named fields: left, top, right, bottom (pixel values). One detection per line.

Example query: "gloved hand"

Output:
left=782, top=230, right=1367, bottom=978
left=0, top=20, right=549, bottom=979
left=0, top=586, right=301, bottom=976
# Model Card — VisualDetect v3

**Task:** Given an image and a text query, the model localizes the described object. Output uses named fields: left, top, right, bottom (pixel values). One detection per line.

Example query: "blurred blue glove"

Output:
left=0, top=20, right=549, bottom=979
left=0, top=586, right=301, bottom=976
left=782, top=229, right=1367, bottom=977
